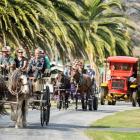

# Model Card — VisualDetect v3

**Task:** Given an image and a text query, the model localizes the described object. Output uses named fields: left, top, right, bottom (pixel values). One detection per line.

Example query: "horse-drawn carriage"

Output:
left=0, top=69, right=51, bottom=128
left=53, top=72, right=71, bottom=110
left=29, top=75, right=51, bottom=126
left=70, top=67, right=98, bottom=111
left=52, top=62, right=99, bottom=111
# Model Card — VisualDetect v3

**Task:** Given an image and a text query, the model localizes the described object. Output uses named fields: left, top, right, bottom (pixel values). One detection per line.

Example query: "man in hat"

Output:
left=86, top=64, right=95, bottom=79
left=14, top=49, right=28, bottom=71
left=0, top=47, right=15, bottom=77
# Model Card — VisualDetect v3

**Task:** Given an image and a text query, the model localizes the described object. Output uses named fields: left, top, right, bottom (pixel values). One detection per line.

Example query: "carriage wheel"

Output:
left=57, top=95, right=62, bottom=110
left=93, top=96, right=98, bottom=110
left=40, top=105, right=45, bottom=127
left=132, top=91, right=137, bottom=107
left=45, top=86, right=50, bottom=126
left=40, top=86, right=50, bottom=126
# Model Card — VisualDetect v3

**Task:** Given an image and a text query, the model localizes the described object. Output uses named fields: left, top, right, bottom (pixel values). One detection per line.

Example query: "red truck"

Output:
left=100, top=56, right=140, bottom=106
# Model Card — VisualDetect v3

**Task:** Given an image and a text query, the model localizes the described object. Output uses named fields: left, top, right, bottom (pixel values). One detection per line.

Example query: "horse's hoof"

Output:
left=23, top=123, right=27, bottom=128
left=15, top=125, right=19, bottom=129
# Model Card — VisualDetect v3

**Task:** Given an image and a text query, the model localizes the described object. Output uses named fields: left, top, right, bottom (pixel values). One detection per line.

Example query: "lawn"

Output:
left=86, top=109, right=140, bottom=140
left=86, top=131, right=140, bottom=140
left=92, top=109, right=140, bottom=128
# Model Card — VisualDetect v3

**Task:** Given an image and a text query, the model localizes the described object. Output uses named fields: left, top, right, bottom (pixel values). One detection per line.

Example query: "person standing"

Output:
left=86, top=65, right=95, bottom=79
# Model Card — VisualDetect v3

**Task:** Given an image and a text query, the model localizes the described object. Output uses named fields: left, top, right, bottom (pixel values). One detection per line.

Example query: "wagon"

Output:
left=29, top=75, right=51, bottom=126
left=52, top=71, right=71, bottom=110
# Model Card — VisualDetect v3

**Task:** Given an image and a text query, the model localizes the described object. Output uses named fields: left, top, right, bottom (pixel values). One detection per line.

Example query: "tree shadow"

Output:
left=26, top=122, right=90, bottom=131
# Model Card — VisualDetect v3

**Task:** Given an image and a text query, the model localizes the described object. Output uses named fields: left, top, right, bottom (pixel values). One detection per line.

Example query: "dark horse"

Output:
left=70, top=68, right=95, bottom=110
left=0, top=69, right=31, bottom=128
left=53, top=72, right=71, bottom=110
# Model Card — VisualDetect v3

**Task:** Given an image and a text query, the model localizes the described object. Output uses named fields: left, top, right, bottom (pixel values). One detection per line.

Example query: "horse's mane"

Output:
left=8, top=69, right=22, bottom=92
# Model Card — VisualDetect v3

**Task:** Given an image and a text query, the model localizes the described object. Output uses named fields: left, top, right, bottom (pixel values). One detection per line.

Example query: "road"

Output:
left=0, top=102, right=138, bottom=140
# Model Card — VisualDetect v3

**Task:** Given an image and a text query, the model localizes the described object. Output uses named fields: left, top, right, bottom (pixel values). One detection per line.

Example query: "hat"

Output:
left=18, top=49, right=24, bottom=53
left=6, top=46, right=11, bottom=51
left=2, top=47, right=8, bottom=52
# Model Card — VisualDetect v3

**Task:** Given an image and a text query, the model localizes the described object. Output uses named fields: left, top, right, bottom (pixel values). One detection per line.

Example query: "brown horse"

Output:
left=0, top=69, right=31, bottom=128
left=70, top=67, right=95, bottom=110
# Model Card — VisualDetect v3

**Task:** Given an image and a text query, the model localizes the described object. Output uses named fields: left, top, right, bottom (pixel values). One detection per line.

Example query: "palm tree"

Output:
left=0, top=0, right=58, bottom=57
left=0, top=0, right=135, bottom=64
left=78, top=0, right=134, bottom=65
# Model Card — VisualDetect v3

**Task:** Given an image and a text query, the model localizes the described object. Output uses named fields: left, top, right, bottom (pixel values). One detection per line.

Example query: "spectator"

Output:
left=86, top=65, right=95, bottom=79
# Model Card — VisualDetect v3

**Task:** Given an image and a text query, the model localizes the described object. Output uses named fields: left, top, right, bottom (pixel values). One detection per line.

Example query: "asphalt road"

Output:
left=0, top=102, right=139, bottom=140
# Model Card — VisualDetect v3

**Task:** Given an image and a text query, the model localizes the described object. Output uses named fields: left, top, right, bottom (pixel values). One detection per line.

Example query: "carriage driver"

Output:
left=72, top=59, right=85, bottom=84
left=27, top=48, right=44, bottom=81
left=0, top=47, right=15, bottom=77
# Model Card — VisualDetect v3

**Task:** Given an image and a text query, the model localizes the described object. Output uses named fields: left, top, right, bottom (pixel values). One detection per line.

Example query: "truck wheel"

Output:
left=112, top=100, right=116, bottom=105
left=108, top=101, right=112, bottom=105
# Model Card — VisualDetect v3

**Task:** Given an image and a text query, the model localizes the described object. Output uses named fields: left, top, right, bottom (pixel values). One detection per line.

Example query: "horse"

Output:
left=0, top=69, right=31, bottom=128
left=70, top=67, right=95, bottom=110
left=53, top=72, right=71, bottom=110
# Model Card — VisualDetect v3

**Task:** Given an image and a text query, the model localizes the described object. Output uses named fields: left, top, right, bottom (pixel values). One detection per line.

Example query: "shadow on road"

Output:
left=26, top=122, right=90, bottom=131
left=97, top=109, right=117, bottom=113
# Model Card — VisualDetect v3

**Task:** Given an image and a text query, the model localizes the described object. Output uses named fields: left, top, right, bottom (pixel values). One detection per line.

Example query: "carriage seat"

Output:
left=29, top=77, right=46, bottom=92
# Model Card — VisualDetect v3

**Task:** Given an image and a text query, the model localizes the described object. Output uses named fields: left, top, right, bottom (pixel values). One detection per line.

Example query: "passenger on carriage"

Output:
left=40, top=49, right=51, bottom=76
left=0, top=47, right=15, bottom=77
left=64, top=64, right=71, bottom=78
left=72, top=59, right=85, bottom=84
left=27, top=48, right=44, bottom=81
left=86, top=65, right=95, bottom=79
left=14, top=49, right=28, bottom=72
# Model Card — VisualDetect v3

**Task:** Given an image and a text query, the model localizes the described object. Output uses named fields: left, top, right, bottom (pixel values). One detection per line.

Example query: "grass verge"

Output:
left=86, top=131, right=140, bottom=140
left=86, top=109, right=140, bottom=140
left=92, top=109, right=140, bottom=128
